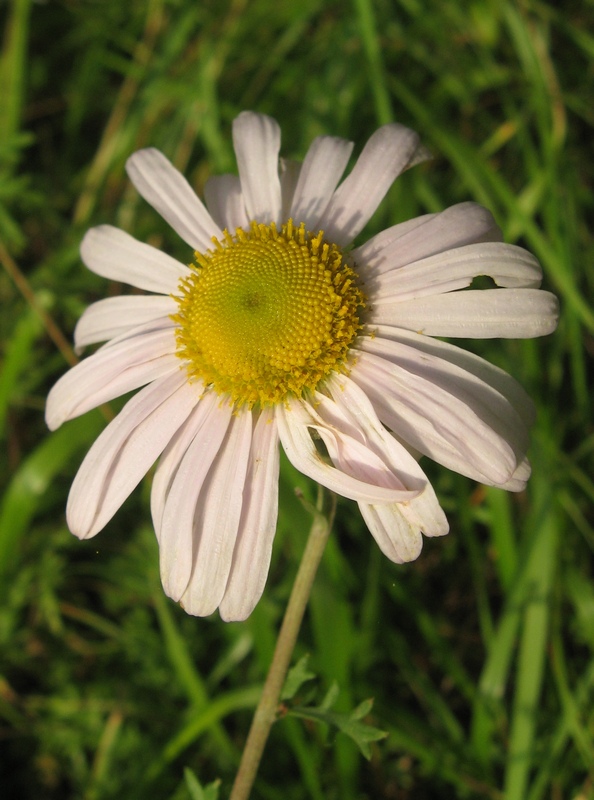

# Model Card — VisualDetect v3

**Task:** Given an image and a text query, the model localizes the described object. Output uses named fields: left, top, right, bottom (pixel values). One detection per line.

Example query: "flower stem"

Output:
left=229, top=489, right=335, bottom=800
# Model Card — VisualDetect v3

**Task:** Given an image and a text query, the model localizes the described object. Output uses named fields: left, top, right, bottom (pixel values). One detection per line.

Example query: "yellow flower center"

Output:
left=172, top=220, right=365, bottom=408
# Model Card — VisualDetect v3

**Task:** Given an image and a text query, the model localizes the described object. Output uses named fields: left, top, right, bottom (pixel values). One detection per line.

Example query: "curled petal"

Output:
left=325, top=373, right=448, bottom=538
left=277, top=398, right=419, bottom=503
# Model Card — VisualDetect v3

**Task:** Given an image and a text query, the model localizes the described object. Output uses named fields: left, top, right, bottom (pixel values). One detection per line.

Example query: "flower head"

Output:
left=46, top=112, right=558, bottom=620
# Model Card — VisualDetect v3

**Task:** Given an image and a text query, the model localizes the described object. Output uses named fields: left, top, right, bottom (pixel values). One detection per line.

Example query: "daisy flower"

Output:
left=46, top=112, right=559, bottom=621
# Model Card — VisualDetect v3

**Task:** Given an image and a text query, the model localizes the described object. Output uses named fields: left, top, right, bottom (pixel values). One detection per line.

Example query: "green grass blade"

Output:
left=503, top=479, right=559, bottom=799
left=0, top=413, right=104, bottom=582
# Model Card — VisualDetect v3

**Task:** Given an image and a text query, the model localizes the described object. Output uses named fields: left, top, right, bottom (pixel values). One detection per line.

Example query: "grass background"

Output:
left=1, top=0, right=593, bottom=797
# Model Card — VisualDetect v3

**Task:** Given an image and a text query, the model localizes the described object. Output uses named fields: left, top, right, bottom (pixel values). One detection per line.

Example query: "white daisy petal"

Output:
left=398, top=489, right=449, bottom=539
left=351, top=350, right=518, bottom=486
left=99, top=315, right=175, bottom=349
left=325, top=374, right=448, bottom=538
left=499, top=457, right=531, bottom=492
left=279, top=158, right=302, bottom=221
left=66, top=371, right=199, bottom=539
left=220, top=408, right=280, bottom=622
left=312, top=387, right=416, bottom=484
left=74, top=295, right=178, bottom=352
left=232, top=111, right=282, bottom=224
left=358, top=335, right=529, bottom=463
left=158, top=394, right=232, bottom=603
left=126, top=148, right=222, bottom=250
left=314, top=424, right=404, bottom=490
left=46, top=324, right=179, bottom=430
left=324, top=350, right=448, bottom=555
left=371, top=288, right=560, bottom=338
left=179, top=407, right=253, bottom=617
left=368, top=243, right=543, bottom=302
left=150, top=379, right=208, bottom=539
left=81, top=225, right=189, bottom=294
left=278, top=399, right=419, bottom=503
left=289, top=135, right=354, bottom=230
left=204, top=174, right=250, bottom=232
left=368, top=326, right=535, bottom=427
left=352, top=202, right=503, bottom=276
left=322, top=123, right=429, bottom=246
left=358, top=502, right=423, bottom=563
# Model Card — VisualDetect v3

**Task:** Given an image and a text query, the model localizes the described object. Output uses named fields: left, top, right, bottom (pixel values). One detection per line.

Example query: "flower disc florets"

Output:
left=172, top=219, right=365, bottom=408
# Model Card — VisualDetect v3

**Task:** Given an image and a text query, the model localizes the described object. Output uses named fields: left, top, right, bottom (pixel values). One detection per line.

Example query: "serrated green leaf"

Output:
left=281, top=654, right=317, bottom=701
left=319, top=681, right=340, bottom=711
left=351, top=697, right=374, bottom=720
left=289, top=696, right=387, bottom=759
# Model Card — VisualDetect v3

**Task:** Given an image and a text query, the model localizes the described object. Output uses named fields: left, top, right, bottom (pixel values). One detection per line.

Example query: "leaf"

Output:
left=320, top=681, right=340, bottom=711
left=290, top=695, right=388, bottom=760
left=351, top=698, right=374, bottom=720
left=281, top=654, right=317, bottom=701
left=0, top=412, right=105, bottom=582
left=0, top=309, right=42, bottom=437
left=183, top=768, right=221, bottom=800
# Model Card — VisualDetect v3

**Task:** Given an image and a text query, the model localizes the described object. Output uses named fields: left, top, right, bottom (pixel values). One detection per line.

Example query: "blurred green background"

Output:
left=1, top=0, right=593, bottom=798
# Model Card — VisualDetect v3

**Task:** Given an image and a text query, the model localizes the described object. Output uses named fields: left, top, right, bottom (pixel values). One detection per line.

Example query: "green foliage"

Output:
left=1, top=0, right=593, bottom=798
left=282, top=656, right=387, bottom=759
left=182, top=768, right=221, bottom=800
left=290, top=685, right=388, bottom=760
left=281, top=654, right=317, bottom=701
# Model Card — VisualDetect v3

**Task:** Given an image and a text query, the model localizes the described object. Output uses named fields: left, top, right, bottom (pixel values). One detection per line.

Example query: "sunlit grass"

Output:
left=1, top=0, right=592, bottom=798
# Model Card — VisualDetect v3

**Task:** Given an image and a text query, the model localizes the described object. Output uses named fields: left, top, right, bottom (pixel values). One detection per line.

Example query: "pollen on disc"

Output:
left=172, top=220, right=365, bottom=408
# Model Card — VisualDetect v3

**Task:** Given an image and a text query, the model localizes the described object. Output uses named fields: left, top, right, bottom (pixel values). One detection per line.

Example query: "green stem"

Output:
left=229, top=490, right=334, bottom=800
